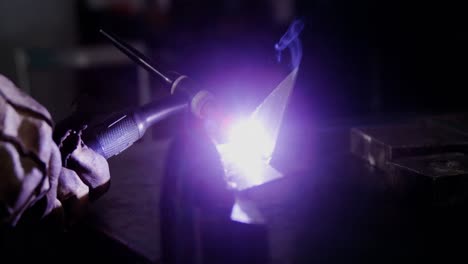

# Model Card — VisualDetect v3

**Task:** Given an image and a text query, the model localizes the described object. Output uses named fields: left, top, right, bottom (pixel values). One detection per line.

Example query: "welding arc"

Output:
left=99, top=29, right=173, bottom=85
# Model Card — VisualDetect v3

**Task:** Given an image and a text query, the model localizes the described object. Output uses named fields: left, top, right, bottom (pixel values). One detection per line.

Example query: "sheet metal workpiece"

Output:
left=387, top=153, right=468, bottom=206
left=350, top=121, right=468, bottom=172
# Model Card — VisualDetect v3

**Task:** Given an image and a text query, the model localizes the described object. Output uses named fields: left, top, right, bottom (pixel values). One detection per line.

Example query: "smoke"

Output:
left=275, top=18, right=305, bottom=69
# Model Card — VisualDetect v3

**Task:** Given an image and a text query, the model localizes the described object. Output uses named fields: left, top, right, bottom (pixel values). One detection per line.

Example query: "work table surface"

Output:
left=82, top=119, right=468, bottom=263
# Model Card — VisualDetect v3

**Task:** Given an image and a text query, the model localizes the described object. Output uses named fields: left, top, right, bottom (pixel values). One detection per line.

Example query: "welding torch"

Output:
left=82, top=30, right=223, bottom=159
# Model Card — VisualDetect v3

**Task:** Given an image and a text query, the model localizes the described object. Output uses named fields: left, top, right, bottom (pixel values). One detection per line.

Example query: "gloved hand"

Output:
left=56, top=126, right=110, bottom=225
left=0, top=75, right=110, bottom=227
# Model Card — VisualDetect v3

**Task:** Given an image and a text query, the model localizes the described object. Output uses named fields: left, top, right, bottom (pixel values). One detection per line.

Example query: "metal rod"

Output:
left=99, top=29, right=173, bottom=85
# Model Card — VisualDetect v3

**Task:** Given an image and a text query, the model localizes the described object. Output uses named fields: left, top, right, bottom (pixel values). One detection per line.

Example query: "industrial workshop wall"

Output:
left=0, top=0, right=77, bottom=122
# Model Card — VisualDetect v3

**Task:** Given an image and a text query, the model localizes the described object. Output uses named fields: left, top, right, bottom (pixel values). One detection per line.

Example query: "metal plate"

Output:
left=350, top=121, right=468, bottom=171
left=387, top=153, right=468, bottom=206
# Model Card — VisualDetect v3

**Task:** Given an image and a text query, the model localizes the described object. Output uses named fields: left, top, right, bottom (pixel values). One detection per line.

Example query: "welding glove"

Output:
left=0, top=75, right=110, bottom=228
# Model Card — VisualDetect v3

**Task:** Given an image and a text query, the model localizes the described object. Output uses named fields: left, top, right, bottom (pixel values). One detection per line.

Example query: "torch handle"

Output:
left=83, top=96, right=188, bottom=159
left=84, top=114, right=142, bottom=159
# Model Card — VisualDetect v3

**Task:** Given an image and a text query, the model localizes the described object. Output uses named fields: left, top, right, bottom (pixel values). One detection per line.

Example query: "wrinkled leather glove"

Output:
left=56, top=127, right=110, bottom=225
left=0, top=75, right=110, bottom=227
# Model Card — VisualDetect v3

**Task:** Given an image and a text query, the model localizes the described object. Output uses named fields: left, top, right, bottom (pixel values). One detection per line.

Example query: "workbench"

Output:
left=7, top=115, right=468, bottom=263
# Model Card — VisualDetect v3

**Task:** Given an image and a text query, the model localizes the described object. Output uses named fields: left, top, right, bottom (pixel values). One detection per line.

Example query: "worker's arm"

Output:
left=0, top=75, right=110, bottom=227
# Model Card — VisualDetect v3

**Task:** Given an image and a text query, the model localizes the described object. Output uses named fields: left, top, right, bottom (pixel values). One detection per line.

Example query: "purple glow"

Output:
left=227, top=118, right=271, bottom=162
left=215, top=19, right=303, bottom=193
left=216, top=66, right=298, bottom=191
left=217, top=117, right=273, bottom=188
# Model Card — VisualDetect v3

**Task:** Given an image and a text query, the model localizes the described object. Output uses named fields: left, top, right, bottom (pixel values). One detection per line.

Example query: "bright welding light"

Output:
left=216, top=117, right=280, bottom=190
left=216, top=66, right=298, bottom=191
left=227, top=118, right=271, bottom=162
left=227, top=19, right=303, bottom=223
left=227, top=118, right=270, bottom=176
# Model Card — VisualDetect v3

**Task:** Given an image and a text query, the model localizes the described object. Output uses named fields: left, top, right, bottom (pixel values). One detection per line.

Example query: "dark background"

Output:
left=0, top=1, right=466, bottom=263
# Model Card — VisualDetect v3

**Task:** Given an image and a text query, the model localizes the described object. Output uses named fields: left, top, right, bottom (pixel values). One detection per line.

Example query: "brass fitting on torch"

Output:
left=170, top=75, right=216, bottom=120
